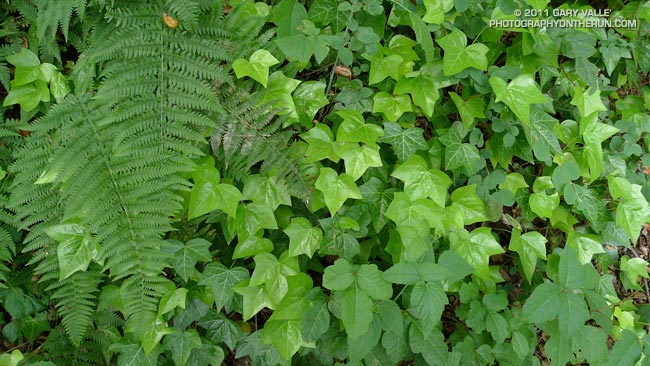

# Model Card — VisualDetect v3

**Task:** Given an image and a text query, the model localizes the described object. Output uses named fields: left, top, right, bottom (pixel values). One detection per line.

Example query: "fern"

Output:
left=8, top=0, right=282, bottom=347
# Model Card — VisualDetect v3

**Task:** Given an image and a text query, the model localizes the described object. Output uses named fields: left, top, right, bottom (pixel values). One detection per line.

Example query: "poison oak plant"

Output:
left=1, top=0, right=650, bottom=365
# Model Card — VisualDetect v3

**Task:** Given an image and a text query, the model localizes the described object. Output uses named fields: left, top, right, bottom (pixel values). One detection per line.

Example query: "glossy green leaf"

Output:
left=489, top=74, right=549, bottom=128
left=235, top=202, right=278, bottom=240
left=314, top=167, right=361, bottom=215
left=529, top=191, right=560, bottom=219
left=341, top=286, right=374, bottom=339
left=233, top=236, right=273, bottom=259
left=242, top=174, right=291, bottom=210
left=293, top=81, right=329, bottom=127
left=0, top=350, right=24, bottom=366
left=232, top=49, right=279, bottom=87
left=422, top=0, right=454, bottom=24
left=450, top=228, right=504, bottom=279
left=158, top=287, right=187, bottom=317
left=436, top=29, right=488, bottom=76
left=570, top=86, right=607, bottom=118
left=394, top=74, right=439, bottom=116
left=199, top=263, right=249, bottom=310
left=340, top=144, right=382, bottom=181
left=259, top=71, right=301, bottom=122
left=285, top=217, right=323, bottom=258
left=45, top=224, right=94, bottom=280
left=566, top=232, right=604, bottom=265
left=336, top=110, right=384, bottom=146
left=189, top=165, right=241, bottom=219
left=322, top=258, right=355, bottom=291
left=449, top=92, right=485, bottom=129
left=141, top=317, right=172, bottom=355
left=163, top=329, right=202, bottom=366
left=450, top=185, right=488, bottom=224
left=232, top=280, right=274, bottom=321
left=509, top=228, right=547, bottom=283
left=392, top=154, right=451, bottom=205
left=379, top=122, right=429, bottom=162
left=372, top=92, right=413, bottom=122
left=445, top=142, right=481, bottom=176
left=410, top=281, right=447, bottom=331
left=367, top=52, right=404, bottom=84
left=173, top=238, right=211, bottom=281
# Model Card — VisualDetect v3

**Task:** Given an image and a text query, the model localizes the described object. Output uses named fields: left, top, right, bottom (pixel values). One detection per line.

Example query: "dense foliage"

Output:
left=1, top=0, right=650, bottom=365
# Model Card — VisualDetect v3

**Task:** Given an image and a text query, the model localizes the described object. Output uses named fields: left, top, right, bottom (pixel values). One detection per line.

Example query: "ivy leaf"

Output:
left=436, top=29, right=488, bottom=76
left=45, top=224, right=94, bottom=280
left=566, top=232, right=604, bottom=265
left=379, top=122, right=429, bottom=162
left=449, top=92, right=485, bottom=129
left=445, top=142, right=481, bottom=176
left=570, top=86, right=607, bottom=118
left=529, top=192, right=560, bottom=219
left=422, top=0, right=454, bottom=24
left=530, top=108, right=562, bottom=162
left=140, top=317, right=172, bottom=355
left=314, top=167, right=361, bottom=215
left=394, top=74, right=439, bottom=116
left=340, top=144, right=382, bottom=181
left=391, top=154, right=451, bottom=205
left=367, top=52, right=404, bottom=84
left=300, top=123, right=338, bottom=162
left=158, top=287, right=187, bottom=317
left=261, top=319, right=304, bottom=360
left=163, top=329, right=202, bottom=366
left=272, top=0, right=308, bottom=37
left=357, top=264, right=393, bottom=300
left=242, top=174, right=291, bottom=210
left=489, top=74, right=549, bottom=128
left=198, top=311, right=241, bottom=350
left=293, top=81, right=329, bottom=128
left=509, top=228, right=547, bottom=283
left=410, top=281, right=448, bottom=331
left=336, top=110, right=384, bottom=147
left=232, top=280, right=274, bottom=321
left=199, top=263, right=249, bottom=311
left=322, top=258, right=355, bottom=291
left=233, top=236, right=274, bottom=259
left=499, top=172, right=529, bottom=195
left=372, top=92, right=413, bottom=122
left=450, top=228, right=504, bottom=279
left=284, top=217, right=323, bottom=258
left=189, top=163, right=241, bottom=219
left=187, top=344, right=225, bottom=366
left=318, top=217, right=360, bottom=260
left=341, top=286, right=374, bottom=340
left=111, top=343, right=161, bottom=366
left=258, top=71, right=301, bottom=123
left=249, top=252, right=299, bottom=304
left=173, top=238, right=211, bottom=282
left=450, top=185, right=488, bottom=224
left=359, top=177, right=395, bottom=231
left=385, top=192, right=440, bottom=229
left=232, top=50, right=279, bottom=87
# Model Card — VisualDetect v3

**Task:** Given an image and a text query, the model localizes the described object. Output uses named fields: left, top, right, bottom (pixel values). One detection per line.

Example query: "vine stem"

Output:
left=322, top=0, right=360, bottom=101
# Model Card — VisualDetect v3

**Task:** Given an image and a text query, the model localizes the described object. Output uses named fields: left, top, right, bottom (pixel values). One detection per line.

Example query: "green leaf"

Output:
left=499, top=172, right=529, bottom=195
left=249, top=252, right=299, bottom=305
left=367, top=52, right=404, bottom=84
left=379, top=122, right=429, bottom=162
left=383, top=262, right=420, bottom=285
left=111, top=343, right=160, bottom=366
left=242, top=175, right=291, bottom=210
left=391, top=154, right=451, bottom=205
left=198, top=310, right=241, bottom=350
left=340, top=144, right=382, bottom=181
left=187, top=344, right=225, bottom=366
left=0, top=350, right=24, bottom=366
left=509, top=228, right=547, bottom=283
left=285, top=217, right=323, bottom=258
left=410, top=281, right=448, bottom=331
left=158, top=288, right=187, bottom=317
left=449, top=92, right=485, bottom=129
left=372, top=92, right=413, bottom=122
left=6, top=48, right=40, bottom=68
left=232, top=50, right=280, bottom=87
left=261, top=319, right=304, bottom=360
left=529, top=191, right=560, bottom=219
left=293, top=81, right=329, bottom=127
left=300, top=123, right=338, bottom=162
left=485, top=311, right=508, bottom=343
left=322, top=258, right=355, bottom=291
left=450, top=228, right=504, bottom=279
left=259, top=71, right=301, bottom=123
left=566, top=232, right=604, bottom=265
left=199, top=263, right=249, bottom=310
left=489, top=74, right=549, bottom=128
left=523, top=282, right=561, bottom=324
left=301, top=293, right=330, bottom=342
left=570, top=86, right=607, bottom=118
left=422, top=0, right=454, bottom=24
left=436, top=29, right=488, bottom=76
left=173, top=238, right=211, bottom=281
left=357, top=264, right=393, bottom=300
left=163, top=330, right=202, bottom=366
left=336, top=110, right=384, bottom=146
left=445, top=142, right=481, bottom=176
left=359, top=178, right=395, bottom=231
left=386, top=192, right=440, bottom=229
left=3, top=84, right=46, bottom=111
left=273, top=0, right=308, bottom=37
left=235, top=203, right=279, bottom=240
left=575, top=326, right=608, bottom=366
left=608, top=330, right=642, bottom=366
left=232, top=280, right=274, bottom=321
left=314, top=167, right=361, bottom=215
left=233, top=236, right=274, bottom=259
left=450, top=185, right=488, bottom=224
left=394, top=74, right=439, bottom=116
left=141, top=317, right=172, bottom=355
left=189, top=164, right=241, bottom=219
left=557, top=291, right=589, bottom=340
left=409, top=324, right=448, bottom=365
left=45, top=224, right=94, bottom=280
left=341, top=286, right=374, bottom=340
left=621, top=256, right=650, bottom=285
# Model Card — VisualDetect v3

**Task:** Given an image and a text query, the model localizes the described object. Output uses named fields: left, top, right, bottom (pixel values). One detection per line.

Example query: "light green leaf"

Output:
left=445, top=142, right=481, bottom=176
left=621, top=256, right=650, bottom=283
left=233, top=236, right=273, bottom=259
left=450, top=185, right=488, bottom=224
left=235, top=203, right=279, bottom=240
left=322, top=258, right=355, bottom=291
left=566, top=232, right=604, bottom=265
left=0, top=350, right=24, bottom=366
left=141, top=317, right=172, bottom=355
left=529, top=192, right=560, bottom=219
left=489, top=74, right=549, bottom=128
left=422, top=0, right=454, bottom=24
left=6, top=48, right=40, bottom=68
left=199, top=263, right=249, bottom=310
left=262, top=319, right=304, bottom=360
left=314, top=167, right=361, bottom=215
left=300, top=123, right=338, bottom=162
left=570, top=86, right=607, bottom=118
left=45, top=224, right=93, bottom=280
left=49, top=71, right=69, bottom=102
left=383, top=262, right=420, bottom=285
left=259, top=71, right=301, bottom=122
left=232, top=49, right=280, bottom=87
left=499, top=172, right=529, bottom=195
left=386, top=192, right=440, bottom=229
left=336, top=110, right=384, bottom=146
left=285, top=217, right=323, bottom=258
left=357, top=264, right=392, bottom=300
left=557, top=291, right=589, bottom=340
left=342, top=286, right=374, bottom=339
left=273, top=0, right=308, bottom=37
left=449, top=92, right=485, bottom=129
left=173, top=238, right=211, bottom=281
left=158, top=288, right=187, bottom=317
left=450, top=228, right=504, bottom=279
left=394, top=74, right=439, bottom=116
left=367, top=52, right=404, bottom=84
left=607, top=330, right=642, bottom=366
left=410, top=281, right=448, bottom=331
left=372, top=92, right=413, bottom=122
left=523, top=282, right=561, bottom=324
left=379, top=122, right=429, bottom=162
left=293, top=81, right=329, bottom=127
left=232, top=280, right=274, bottom=321
left=485, top=311, right=508, bottom=343
left=340, top=144, right=382, bottom=181
left=163, top=330, right=202, bottom=366
left=509, top=228, right=547, bottom=283
left=391, top=154, right=451, bottom=205
left=242, top=174, right=291, bottom=210
left=189, top=162, right=241, bottom=219
left=436, top=29, right=488, bottom=76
